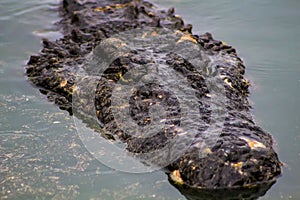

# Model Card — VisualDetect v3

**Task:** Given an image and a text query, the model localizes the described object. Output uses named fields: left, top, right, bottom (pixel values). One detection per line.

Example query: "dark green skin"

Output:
left=27, top=0, right=281, bottom=199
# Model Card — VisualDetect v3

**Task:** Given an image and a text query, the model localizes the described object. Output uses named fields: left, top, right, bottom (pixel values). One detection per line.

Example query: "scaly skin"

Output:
left=27, top=0, right=281, bottom=199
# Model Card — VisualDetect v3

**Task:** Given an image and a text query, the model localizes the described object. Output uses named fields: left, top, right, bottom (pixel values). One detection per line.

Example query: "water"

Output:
left=1, top=0, right=299, bottom=199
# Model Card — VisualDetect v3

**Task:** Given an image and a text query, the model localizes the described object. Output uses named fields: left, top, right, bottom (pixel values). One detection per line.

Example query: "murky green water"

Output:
left=1, top=0, right=299, bottom=199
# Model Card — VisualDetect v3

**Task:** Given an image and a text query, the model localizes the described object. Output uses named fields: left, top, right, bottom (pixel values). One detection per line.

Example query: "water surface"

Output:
left=1, top=0, right=299, bottom=199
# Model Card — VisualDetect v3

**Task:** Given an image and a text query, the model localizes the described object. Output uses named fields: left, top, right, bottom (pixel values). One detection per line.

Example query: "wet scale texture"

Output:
left=26, top=0, right=281, bottom=198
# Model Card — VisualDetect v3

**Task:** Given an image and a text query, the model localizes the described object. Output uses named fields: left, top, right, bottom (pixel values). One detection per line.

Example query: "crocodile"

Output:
left=26, top=0, right=281, bottom=199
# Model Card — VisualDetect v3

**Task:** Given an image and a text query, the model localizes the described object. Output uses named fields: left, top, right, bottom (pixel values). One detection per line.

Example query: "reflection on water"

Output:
left=1, top=0, right=299, bottom=199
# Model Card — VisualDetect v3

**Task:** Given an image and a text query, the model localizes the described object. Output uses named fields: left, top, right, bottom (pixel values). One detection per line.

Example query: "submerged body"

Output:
left=27, top=0, right=281, bottom=199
